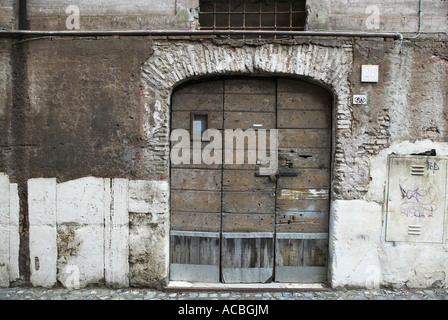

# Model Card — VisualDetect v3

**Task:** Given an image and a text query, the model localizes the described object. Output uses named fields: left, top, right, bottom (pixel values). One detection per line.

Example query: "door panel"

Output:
left=220, top=79, right=276, bottom=283
left=169, top=80, right=223, bottom=282
left=222, top=234, right=274, bottom=283
left=275, top=237, right=328, bottom=283
left=170, top=77, right=331, bottom=284
left=170, top=232, right=220, bottom=282
left=275, top=79, right=331, bottom=283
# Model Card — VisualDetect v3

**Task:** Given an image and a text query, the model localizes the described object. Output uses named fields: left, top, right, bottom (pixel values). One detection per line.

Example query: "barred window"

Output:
left=199, top=0, right=306, bottom=33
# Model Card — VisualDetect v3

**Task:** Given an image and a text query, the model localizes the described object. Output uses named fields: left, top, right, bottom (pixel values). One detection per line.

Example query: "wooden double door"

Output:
left=170, top=77, right=331, bottom=283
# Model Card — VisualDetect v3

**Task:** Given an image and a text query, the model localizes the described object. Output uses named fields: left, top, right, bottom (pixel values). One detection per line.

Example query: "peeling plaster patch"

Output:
left=365, top=139, right=448, bottom=203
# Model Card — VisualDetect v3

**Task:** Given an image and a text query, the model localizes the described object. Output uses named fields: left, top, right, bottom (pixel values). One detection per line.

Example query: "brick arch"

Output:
left=139, top=41, right=353, bottom=285
left=141, top=41, right=352, bottom=190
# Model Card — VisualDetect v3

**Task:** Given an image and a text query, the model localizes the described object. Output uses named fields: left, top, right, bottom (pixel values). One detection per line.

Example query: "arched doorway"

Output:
left=169, top=77, right=332, bottom=283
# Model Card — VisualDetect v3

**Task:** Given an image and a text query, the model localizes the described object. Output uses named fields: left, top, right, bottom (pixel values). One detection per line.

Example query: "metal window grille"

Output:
left=199, top=0, right=306, bottom=37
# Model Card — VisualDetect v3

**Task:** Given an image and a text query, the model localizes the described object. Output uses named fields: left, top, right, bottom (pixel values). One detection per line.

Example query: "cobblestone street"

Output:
left=1, top=287, right=448, bottom=300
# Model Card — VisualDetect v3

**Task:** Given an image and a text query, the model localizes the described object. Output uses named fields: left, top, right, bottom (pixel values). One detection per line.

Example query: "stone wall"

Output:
left=24, top=176, right=168, bottom=288
left=26, top=0, right=199, bottom=30
left=22, top=0, right=448, bottom=34
left=307, top=0, right=448, bottom=34
left=0, top=7, right=448, bottom=288
left=0, top=0, right=16, bottom=29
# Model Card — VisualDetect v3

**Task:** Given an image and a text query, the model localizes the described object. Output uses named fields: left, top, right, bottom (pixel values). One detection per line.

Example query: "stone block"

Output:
left=56, top=177, right=105, bottom=225
left=28, top=178, right=57, bottom=288
left=329, top=199, right=382, bottom=288
left=104, top=178, right=129, bottom=288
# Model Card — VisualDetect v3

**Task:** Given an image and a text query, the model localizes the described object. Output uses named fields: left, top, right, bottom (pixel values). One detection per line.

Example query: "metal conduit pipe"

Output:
left=0, top=29, right=403, bottom=41
left=405, top=0, right=423, bottom=39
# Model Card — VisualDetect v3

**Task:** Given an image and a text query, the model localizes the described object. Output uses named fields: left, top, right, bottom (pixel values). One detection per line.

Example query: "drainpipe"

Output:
left=18, top=0, right=28, bottom=30
left=14, top=0, right=32, bottom=285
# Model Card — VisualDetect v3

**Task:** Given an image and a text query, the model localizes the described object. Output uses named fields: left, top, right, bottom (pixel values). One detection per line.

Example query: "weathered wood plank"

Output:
left=277, top=169, right=330, bottom=189
left=222, top=213, right=274, bottom=233
left=171, top=111, right=224, bottom=130
left=224, top=94, right=276, bottom=112
left=303, top=239, right=328, bottom=266
left=170, top=211, right=221, bottom=232
left=171, top=168, right=222, bottom=191
left=278, top=148, right=331, bottom=169
left=222, top=191, right=275, bottom=214
left=278, top=92, right=331, bottom=110
left=170, top=137, right=223, bottom=169
left=170, top=190, right=221, bottom=213
left=221, top=235, right=274, bottom=283
left=172, top=93, right=223, bottom=111
left=276, top=197, right=330, bottom=212
left=222, top=169, right=275, bottom=191
left=222, top=237, right=274, bottom=268
left=172, top=80, right=224, bottom=112
left=278, top=129, right=331, bottom=148
left=277, top=78, right=329, bottom=94
left=224, top=111, right=276, bottom=129
left=277, top=78, right=332, bottom=110
left=225, top=79, right=276, bottom=94
left=275, top=211, right=329, bottom=233
left=170, top=234, right=220, bottom=265
left=175, top=80, right=224, bottom=95
left=278, top=110, right=330, bottom=129
left=275, top=238, right=303, bottom=266
left=275, top=238, right=328, bottom=267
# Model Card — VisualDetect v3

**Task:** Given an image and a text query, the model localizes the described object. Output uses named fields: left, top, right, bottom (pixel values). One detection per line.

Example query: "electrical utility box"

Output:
left=385, top=155, right=447, bottom=243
